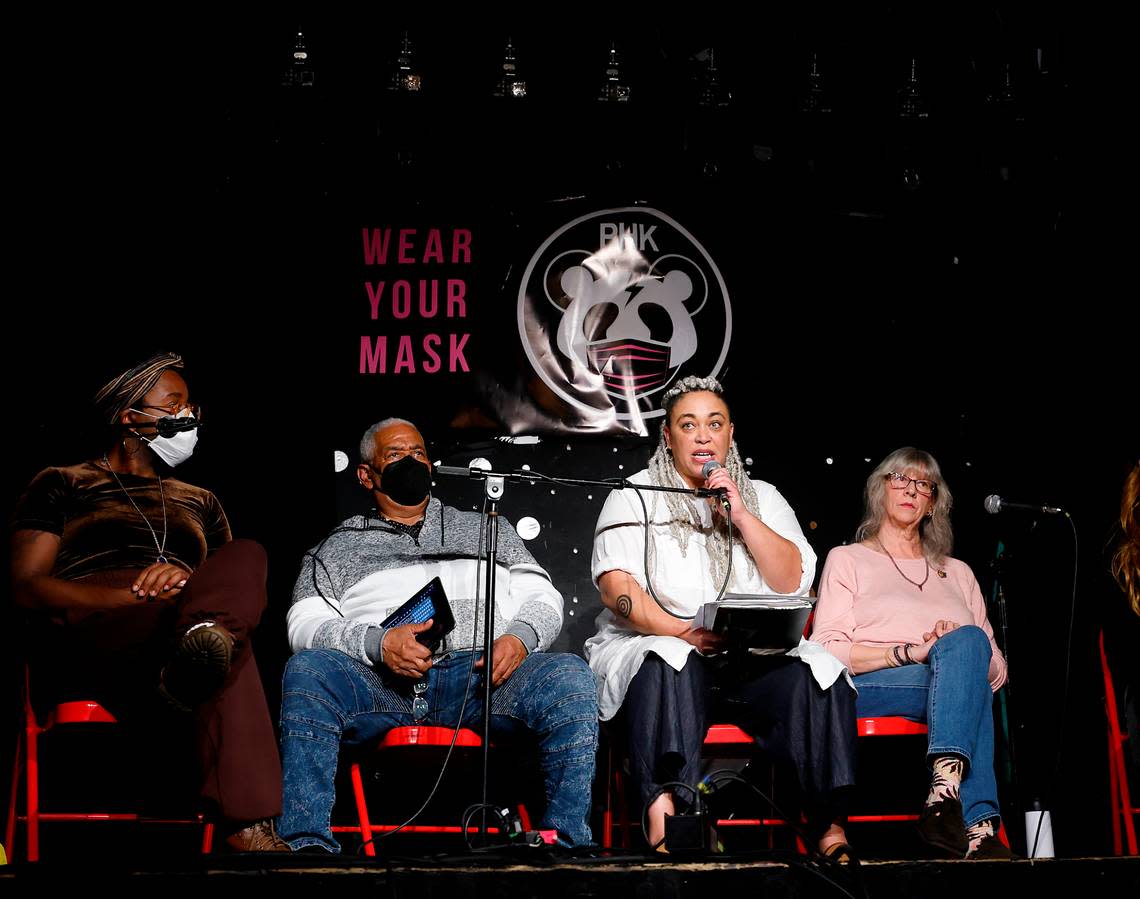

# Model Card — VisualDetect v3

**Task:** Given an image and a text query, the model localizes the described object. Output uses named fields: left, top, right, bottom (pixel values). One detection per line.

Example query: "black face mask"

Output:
left=378, top=455, right=433, bottom=506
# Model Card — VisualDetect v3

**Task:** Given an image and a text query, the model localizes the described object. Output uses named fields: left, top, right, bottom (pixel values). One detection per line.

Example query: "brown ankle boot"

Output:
left=224, top=819, right=290, bottom=852
left=159, top=622, right=234, bottom=712
left=917, top=796, right=969, bottom=857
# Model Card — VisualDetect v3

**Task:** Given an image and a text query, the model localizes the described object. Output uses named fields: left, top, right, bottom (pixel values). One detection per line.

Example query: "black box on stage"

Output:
left=664, top=811, right=720, bottom=854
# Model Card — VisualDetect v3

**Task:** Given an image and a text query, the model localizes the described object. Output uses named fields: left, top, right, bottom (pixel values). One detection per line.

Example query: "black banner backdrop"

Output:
left=334, top=199, right=751, bottom=652
left=343, top=202, right=740, bottom=436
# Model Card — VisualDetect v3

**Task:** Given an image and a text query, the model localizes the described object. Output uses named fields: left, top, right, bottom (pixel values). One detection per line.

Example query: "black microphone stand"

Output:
left=988, top=545, right=1019, bottom=828
left=478, top=470, right=503, bottom=844
left=435, top=464, right=723, bottom=845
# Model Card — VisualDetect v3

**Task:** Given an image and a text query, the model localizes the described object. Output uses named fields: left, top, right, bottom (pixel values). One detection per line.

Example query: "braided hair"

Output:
left=93, top=352, right=185, bottom=424
left=645, top=375, right=760, bottom=587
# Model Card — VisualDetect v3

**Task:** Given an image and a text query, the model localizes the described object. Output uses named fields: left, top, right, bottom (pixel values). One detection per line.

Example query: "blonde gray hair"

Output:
left=646, top=375, right=761, bottom=587
left=856, top=447, right=954, bottom=564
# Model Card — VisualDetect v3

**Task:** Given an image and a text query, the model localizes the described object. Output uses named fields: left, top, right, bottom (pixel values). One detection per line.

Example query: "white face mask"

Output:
left=130, top=406, right=199, bottom=467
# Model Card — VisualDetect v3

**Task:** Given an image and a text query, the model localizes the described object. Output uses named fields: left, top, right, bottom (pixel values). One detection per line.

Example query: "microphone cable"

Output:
left=628, top=483, right=734, bottom=620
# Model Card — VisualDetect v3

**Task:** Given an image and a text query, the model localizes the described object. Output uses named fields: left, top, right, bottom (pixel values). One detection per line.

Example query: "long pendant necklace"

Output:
left=875, top=538, right=929, bottom=591
left=103, top=454, right=169, bottom=563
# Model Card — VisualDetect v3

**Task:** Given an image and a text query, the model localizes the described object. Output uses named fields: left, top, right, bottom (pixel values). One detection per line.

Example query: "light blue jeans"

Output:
left=852, top=625, right=1000, bottom=827
left=277, top=648, right=598, bottom=850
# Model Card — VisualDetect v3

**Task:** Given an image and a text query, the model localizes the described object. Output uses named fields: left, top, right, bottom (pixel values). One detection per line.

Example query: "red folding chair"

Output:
left=1100, top=630, right=1139, bottom=855
left=602, top=717, right=1010, bottom=852
left=602, top=723, right=805, bottom=851
left=5, top=666, right=214, bottom=862
left=848, top=716, right=930, bottom=825
left=334, top=725, right=533, bottom=856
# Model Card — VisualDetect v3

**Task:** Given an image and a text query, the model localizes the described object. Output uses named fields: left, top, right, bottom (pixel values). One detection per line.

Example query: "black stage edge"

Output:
left=3, top=854, right=1138, bottom=897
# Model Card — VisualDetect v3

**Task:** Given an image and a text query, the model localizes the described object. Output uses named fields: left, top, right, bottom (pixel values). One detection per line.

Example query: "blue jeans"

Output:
left=278, top=648, right=598, bottom=850
left=852, top=625, right=999, bottom=827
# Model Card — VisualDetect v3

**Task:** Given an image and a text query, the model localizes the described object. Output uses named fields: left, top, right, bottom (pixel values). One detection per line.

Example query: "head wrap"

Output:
left=93, top=352, right=185, bottom=424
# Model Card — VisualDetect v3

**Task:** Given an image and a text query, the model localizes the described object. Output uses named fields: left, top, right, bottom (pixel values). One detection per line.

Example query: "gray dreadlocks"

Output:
left=645, top=375, right=761, bottom=588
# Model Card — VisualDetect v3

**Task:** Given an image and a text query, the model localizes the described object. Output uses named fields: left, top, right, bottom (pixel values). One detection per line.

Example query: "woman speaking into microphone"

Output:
left=584, top=375, right=858, bottom=859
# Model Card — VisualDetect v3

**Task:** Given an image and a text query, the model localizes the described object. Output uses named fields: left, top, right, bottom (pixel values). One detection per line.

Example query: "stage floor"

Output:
left=3, top=851, right=1139, bottom=898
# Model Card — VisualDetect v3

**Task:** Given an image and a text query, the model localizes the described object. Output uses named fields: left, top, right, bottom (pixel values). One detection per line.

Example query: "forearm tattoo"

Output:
left=616, top=594, right=633, bottom=618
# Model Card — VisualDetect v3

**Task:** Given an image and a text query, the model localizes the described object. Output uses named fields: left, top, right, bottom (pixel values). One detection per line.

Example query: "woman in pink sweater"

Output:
left=811, top=447, right=1012, bottom=860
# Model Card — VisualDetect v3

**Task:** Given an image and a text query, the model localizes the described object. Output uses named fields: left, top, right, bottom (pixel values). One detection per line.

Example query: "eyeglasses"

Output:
left=885, top=472, right=937, bottom=496
left=137, top=402, right=202, bottom=422
left=412, top=680, right=429, bottom=721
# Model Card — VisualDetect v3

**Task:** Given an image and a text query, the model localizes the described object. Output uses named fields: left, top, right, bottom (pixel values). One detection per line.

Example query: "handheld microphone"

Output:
left=983, top=495, right=1065, bottom=516
left=700, top=459, right=732, bottom=514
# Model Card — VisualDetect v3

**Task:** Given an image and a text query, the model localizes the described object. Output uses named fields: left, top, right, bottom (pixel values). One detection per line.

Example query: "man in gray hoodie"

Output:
left=276, top=417, right=598, bottom=851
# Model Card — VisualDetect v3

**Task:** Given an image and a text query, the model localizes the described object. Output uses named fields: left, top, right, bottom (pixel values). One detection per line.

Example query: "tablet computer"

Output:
left=379, top=576, right=456, bottom=652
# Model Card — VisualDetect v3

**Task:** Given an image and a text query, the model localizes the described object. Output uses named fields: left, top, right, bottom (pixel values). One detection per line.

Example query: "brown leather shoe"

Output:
left=916, top=796, right=969, bottom=857
left=224, top=819, right=290, bottom=852
left=159, top=622, right=234, bottom=712
left=967, top=834, right=1018, bottom=860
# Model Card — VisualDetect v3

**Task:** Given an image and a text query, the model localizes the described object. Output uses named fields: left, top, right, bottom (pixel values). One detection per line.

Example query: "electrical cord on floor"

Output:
left=459, top=802, right=515, bottom=852
left=639, top=780, right=701, bottom=852
left=698, top=769, right=811, bottom=849
left=698, top=769, right=868, bottom=899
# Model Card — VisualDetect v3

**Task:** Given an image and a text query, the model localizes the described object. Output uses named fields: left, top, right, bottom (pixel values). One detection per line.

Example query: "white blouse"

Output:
left=584, top=468, right=844, bottom=720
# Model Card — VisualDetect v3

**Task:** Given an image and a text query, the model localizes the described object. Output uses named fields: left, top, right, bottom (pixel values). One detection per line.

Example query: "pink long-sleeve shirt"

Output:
left=811, top=542, right=1007, bottom=691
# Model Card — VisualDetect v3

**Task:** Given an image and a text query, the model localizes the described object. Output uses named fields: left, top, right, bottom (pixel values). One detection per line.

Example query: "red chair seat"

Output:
left=857, top=716, right=927, bottom=737
left=378, top=725, right=482, bottom=748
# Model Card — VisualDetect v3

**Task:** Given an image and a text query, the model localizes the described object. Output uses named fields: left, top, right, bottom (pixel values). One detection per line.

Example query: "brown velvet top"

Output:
left=11, top=461, right=230, bottom=579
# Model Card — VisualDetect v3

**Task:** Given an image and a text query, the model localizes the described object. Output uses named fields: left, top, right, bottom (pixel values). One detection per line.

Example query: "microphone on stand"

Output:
left=116, top=417, right=201, bottom=438
left=155, top=417, right=201, bottom=438
left=435, top=458, right=492, bottom=479
left=701, top=460, right=732, bottom=514
left=983, top=495, right=1065, bottom=515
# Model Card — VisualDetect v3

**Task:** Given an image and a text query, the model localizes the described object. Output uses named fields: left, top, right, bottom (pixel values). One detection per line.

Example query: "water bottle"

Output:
left=1024, top=798, right=1055, bottom=858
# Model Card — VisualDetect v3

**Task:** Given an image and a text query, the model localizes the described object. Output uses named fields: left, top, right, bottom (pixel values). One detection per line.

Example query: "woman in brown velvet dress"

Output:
left=10, top=352, right=287, bottom=852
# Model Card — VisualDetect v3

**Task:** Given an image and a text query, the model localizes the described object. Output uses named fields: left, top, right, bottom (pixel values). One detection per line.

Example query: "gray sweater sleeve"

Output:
left=287, top=535, right=377, bottom=664
left=504, top=579, right=562, bottom=651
